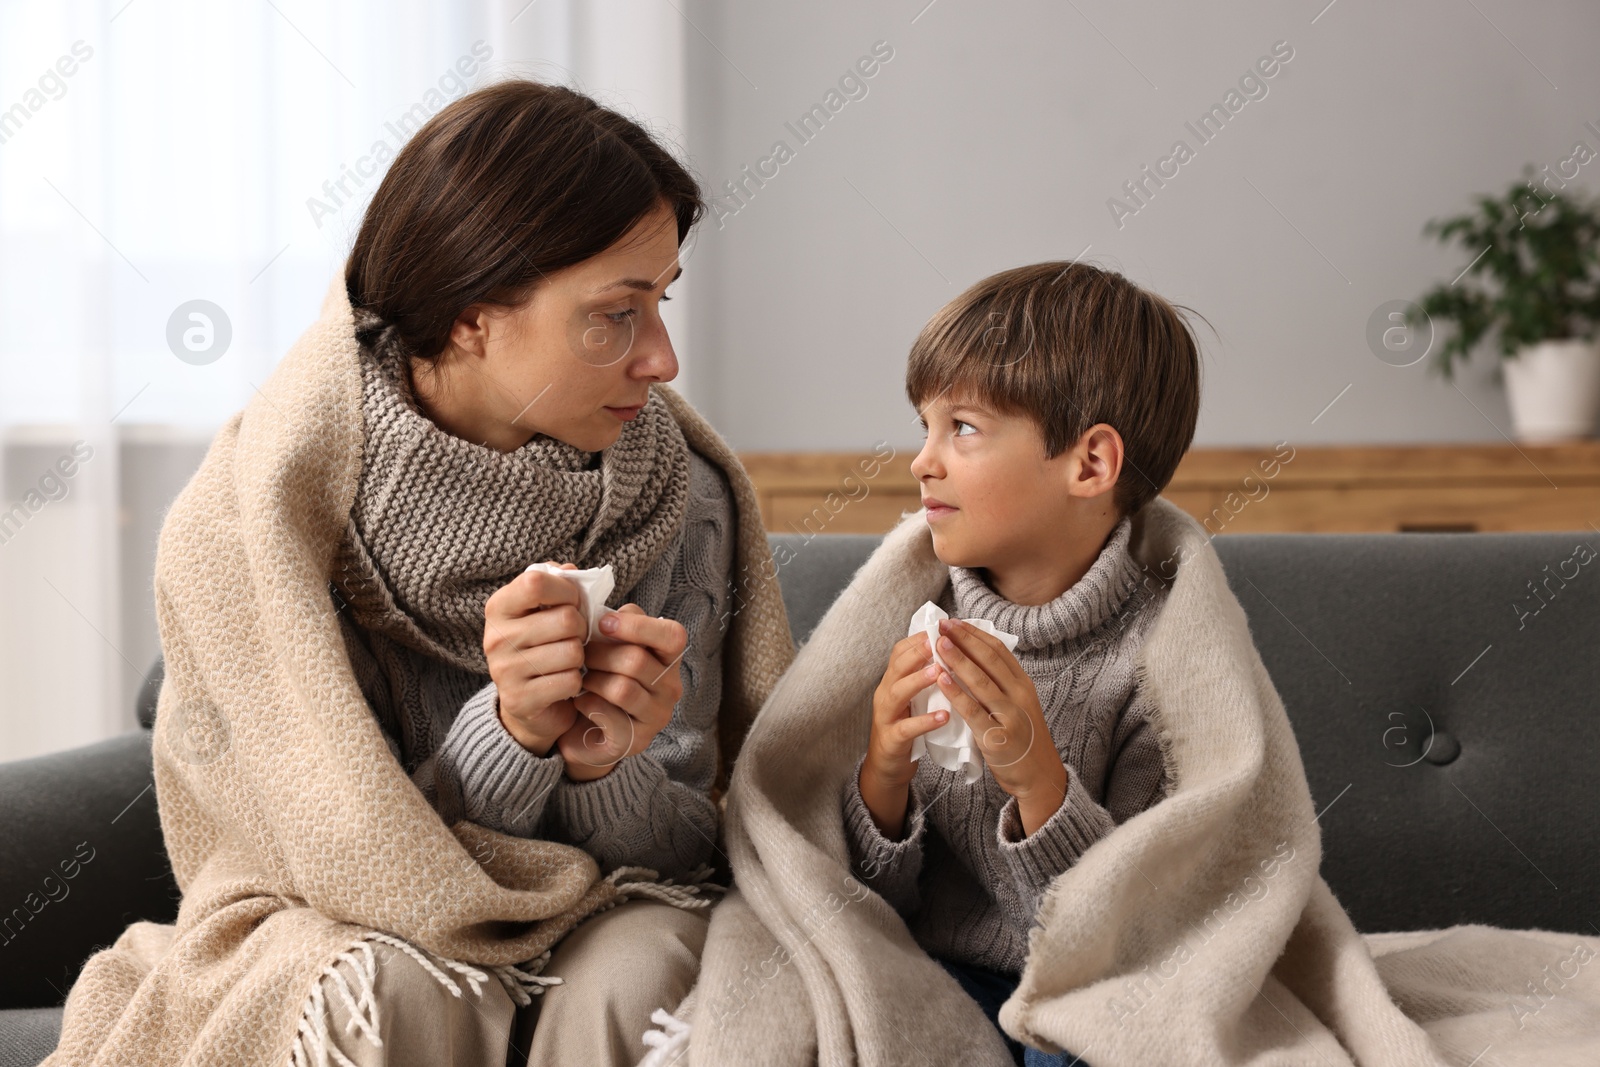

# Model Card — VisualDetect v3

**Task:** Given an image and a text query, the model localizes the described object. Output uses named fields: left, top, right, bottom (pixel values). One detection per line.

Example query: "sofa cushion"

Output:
left=0, top=1007, right=60, bottom=1067
left=1211, top=530, right=1599, bottom=935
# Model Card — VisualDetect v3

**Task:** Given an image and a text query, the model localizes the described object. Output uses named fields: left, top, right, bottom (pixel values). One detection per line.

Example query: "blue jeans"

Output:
left=936, top=957, right=1092, bottom=1067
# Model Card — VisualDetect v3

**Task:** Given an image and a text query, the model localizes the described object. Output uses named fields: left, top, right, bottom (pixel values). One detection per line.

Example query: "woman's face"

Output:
left=414, top=199, right=684, bottom=453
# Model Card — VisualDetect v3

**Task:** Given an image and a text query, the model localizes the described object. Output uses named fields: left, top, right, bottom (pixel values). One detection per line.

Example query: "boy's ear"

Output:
left=1065, top=423, right=1124, bottom=500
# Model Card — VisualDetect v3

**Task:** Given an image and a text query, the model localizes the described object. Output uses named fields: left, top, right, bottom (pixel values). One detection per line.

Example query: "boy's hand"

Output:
left=557, top=603, right=688, bottom=782
left=932, top=618, right=1068, bottom=836
left=859, top=632, right=947, bottom=839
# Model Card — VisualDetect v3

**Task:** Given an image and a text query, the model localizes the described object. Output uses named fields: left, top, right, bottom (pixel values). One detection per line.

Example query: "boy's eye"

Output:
left=953, top=420, right=976, bottom=436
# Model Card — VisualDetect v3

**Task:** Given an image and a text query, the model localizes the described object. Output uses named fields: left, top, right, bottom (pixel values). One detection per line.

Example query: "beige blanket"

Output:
left=642, top=494, right=1600, bottom=1066
left=44, top=283, right=795, bottom=1067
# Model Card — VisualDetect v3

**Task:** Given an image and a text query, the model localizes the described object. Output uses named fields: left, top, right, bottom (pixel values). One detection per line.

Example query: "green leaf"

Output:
left=1414, top=170, right=1600, bottom=376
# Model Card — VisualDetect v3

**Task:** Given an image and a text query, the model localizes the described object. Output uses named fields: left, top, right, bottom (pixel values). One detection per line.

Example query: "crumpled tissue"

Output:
left=523, top=562, right=616, bottom=644
left=907, top=601, right=1020, bottom=784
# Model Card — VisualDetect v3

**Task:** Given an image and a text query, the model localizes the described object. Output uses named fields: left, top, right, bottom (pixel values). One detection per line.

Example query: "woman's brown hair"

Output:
left=346, top=80, right=704, bottom=381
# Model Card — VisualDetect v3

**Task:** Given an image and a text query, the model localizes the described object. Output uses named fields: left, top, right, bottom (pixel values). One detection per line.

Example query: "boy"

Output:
left=842, top=260, right=1202, bottom=1066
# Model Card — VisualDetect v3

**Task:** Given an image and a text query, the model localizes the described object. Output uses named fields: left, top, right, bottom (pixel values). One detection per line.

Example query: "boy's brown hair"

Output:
left=905, top=261, right=1203, bottom=519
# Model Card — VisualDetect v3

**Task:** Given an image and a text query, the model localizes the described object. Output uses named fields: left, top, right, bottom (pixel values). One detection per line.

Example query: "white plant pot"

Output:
left=1502, top=339, right=1600, bottom=443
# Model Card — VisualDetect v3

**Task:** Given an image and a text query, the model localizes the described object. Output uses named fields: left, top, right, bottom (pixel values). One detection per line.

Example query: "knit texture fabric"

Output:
left=330, top=344, right=690, bottom=675
left=841, top=514, right=1170, bottom=975
left=42, top=279, right=796, bottom=1067
left=336, top=400, right=736, bottom=880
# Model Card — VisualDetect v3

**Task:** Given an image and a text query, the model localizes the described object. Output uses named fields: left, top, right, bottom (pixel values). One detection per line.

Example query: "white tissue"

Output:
left=906, top=601, right=1020, bottom=784
left=523, top=562, right=616, bottom=644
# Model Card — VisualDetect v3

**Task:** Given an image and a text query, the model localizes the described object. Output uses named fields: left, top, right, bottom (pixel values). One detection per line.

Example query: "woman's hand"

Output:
left=482, top=561, right=587, bottom=756
left=932, top=618, right=1067, bottom=836
left=556, top=604, right=688, bottom=781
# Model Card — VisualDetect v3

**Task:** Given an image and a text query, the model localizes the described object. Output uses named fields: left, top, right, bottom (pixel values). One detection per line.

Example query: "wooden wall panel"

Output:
left=739, top=443, right=1600, bottom=535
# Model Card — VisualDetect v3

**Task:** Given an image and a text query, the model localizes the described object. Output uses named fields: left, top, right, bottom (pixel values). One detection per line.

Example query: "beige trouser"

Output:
left=322, top=899, right=709, bottom=1067
left=513, top=898, right=709, bottom=1067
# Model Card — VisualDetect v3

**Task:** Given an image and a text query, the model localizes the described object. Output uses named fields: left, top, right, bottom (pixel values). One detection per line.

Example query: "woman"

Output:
left=46, top=81, right=794, bottom=1067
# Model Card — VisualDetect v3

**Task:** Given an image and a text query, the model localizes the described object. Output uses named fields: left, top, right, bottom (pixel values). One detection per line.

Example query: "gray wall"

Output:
left=682, top=0, right=1600, bottom=453
left=0, top=432, right=207, bottom=757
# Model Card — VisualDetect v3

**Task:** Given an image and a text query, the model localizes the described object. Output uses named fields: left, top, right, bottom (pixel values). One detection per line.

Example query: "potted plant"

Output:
left=1410, top=170, right=1600, bottom=442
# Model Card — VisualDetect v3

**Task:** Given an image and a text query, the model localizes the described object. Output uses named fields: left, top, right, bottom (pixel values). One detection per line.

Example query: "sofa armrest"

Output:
left=0, top=731, right=179, bottom=1008
left=136, top=657, right=162, bottom=730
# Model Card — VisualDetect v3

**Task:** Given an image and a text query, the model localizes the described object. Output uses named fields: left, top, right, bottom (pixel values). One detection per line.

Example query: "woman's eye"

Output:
left=661, top=293, right=673, bottom=303
left=603, top=308, right=637, bottom=325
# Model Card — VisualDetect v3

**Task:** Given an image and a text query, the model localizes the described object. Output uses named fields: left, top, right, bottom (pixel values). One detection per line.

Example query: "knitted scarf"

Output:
left=331, top=344, right=690, bottom=673
left=42, top=280, right=795, bottom=1067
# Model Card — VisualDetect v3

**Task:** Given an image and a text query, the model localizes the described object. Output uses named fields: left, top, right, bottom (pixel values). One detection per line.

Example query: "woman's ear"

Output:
left=447, top=305, right=491, bottom=360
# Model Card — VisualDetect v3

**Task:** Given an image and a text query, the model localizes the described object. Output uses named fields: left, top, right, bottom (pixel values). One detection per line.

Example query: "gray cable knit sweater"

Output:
left=841, top=514, right=1171, bottom=976
left=337, top=448, right=735, bottom=883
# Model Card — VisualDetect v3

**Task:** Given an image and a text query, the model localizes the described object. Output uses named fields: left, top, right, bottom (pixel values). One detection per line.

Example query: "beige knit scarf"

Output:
left=42, top=280, right=795, bottom=1067
left=331, top=343, right=690, bottom=673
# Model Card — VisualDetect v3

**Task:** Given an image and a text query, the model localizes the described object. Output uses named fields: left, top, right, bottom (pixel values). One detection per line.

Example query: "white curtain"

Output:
left=0, top=0, right=690, bottom=761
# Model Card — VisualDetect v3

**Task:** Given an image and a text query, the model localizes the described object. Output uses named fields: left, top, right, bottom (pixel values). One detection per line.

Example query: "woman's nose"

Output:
left=630, top=317, right=678, bottom=382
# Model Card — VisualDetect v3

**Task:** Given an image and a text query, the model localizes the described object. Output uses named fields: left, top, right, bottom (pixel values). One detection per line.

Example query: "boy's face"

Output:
left=909, top=387, right=1122, bottom=571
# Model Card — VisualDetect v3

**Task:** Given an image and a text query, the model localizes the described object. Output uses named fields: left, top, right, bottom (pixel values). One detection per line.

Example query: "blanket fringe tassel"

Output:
left=600, top=861, right=727, bottom=913
left=286, top=865, right=722, bottom=1066
left=286, top=932, right=561, bottom=1067
left=638, top=1007, right=692, bottom=1067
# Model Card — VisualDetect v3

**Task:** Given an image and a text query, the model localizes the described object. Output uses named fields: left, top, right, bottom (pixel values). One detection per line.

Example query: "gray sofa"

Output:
left=4, top=527, right=1597, bottom=1064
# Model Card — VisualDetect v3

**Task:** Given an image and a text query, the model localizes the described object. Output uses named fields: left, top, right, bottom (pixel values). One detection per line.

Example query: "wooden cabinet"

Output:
left=739, top=442, right=1600, bottom=535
